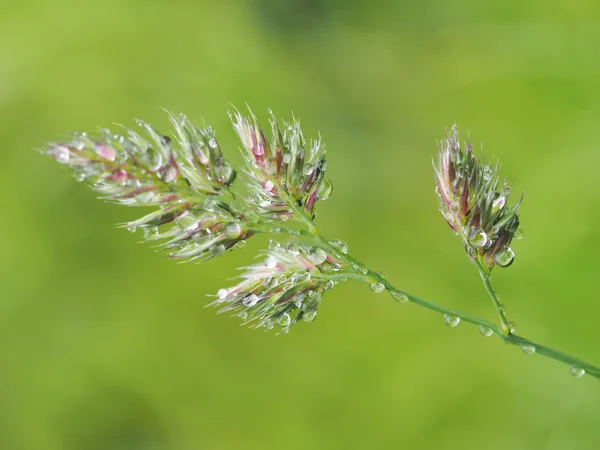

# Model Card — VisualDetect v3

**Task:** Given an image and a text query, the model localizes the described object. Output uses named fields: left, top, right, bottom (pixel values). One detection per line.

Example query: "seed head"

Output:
left=434, top=125, right=523, bottom=271
left=210, top=242, right=341, bottom=333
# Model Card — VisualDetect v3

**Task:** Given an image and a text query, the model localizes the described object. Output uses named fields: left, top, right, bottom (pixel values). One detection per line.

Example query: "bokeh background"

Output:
left=2, top=0, right=600, bottom=449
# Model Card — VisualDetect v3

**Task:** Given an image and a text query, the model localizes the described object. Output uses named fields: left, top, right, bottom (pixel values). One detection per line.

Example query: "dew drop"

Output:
left=270, top=227, right=281, bottom=234
left=238, top=311, right=248, bottom=320
left=208, top=137, right=218, bottom=149
left=94, top=142, right=116, bottom=161
left=203, top=198, right=218, bottom=212
left=234, top=240, right=247, bottom=249
left=328, top=239, right=348, bottom=254
left=307, top=247, right=327, bottom=265
left=135, top=191, right=154, bottom=204
left=317, top=178, right=333, bottom=200
left=444, top=314, right=460, bottom=328
left=478, top=326, right=493, bottom=337
left=469, top=231, right=488, bottom=249
left=242, top=294, right=259, bottom=307
left=513, top=227, right=524, bottom=240
left=264, top=256, right=277, bottom=269
left=330, top=262, right=341, bottom=272
left=142, top=147, right=163, bottom=171
left=325, top=280, right=335, bottom=291
left=352, top=262, right=368, bottom=275
left=284, top=282, right=293, bottom=291
left=217, top=288, right=229, bottom=299
left=302, top=292, right=322, bottom=312
left=391, top=291, right=409, bottom=303
left=277, top=313, right=291, bottom=327
left=303, top=310, right=317, bottom=322
left=224, top=222, right=242, bottom=238
left=262, top=180, right=275, bottom=191
left=482, top=166, right=493, bottom=182
left=51, top=145, right=70, bottom=164
left=493, top=247, right=515, bottom=268
left=521, top=344, right=536, bottom=355
left=291, top=272, right=310, bottom=284
left=176, top=213, right=198, bottom=232
left=370, top=282, right=385, bottom=293
left=285, top=242, right=300, bottom=256
left=210, top=244, right=225, bottom=257
left=127, top=224, right=136, bottom=233
left=143, top=227, right=159, bottom=241
left=570, top=367, right=585, bottom=378
left=492, top=195, right=506, bottom=213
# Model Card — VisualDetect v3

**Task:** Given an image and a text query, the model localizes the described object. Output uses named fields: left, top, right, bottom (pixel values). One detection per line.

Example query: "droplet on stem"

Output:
left=307, top=247, right=327, bottom=265
left=328, top=239, right=348, bottom=254
left=478, top=326, right=493, bottom=337
left=391, top=291, right=409, bottom=303
left=444, top=314, right=460, bottom=328
left=570, top=366, right=585, bottom=378
left=521, top=344, right=536, bottom=355
left=493, top=247, right=515, bottom=267
left=370, top=282, right=385, bottom=293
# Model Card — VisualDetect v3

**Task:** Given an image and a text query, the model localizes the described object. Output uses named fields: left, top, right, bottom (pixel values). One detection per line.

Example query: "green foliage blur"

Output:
left=2, top=0, right=600, bottom=448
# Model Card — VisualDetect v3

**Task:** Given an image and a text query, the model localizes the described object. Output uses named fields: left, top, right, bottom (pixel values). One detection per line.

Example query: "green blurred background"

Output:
left=2, top=0, right=600, bottom=449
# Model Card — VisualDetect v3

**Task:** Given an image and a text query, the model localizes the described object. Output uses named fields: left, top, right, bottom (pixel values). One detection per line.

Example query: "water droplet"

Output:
left=521, top=344, right=536, bottom=355
left=513, top=227, right=524, bottom=240
left=94, top=142, right=116, bottom=161
left=482, top=166, right=493, bottom=182
left=242, top=294, right=259, bottom=307
left=224, top=222, right=242, bottom=238
left=370, top=282, right=385, bottom=293
left=285, top=242, right=300, bottom=256
left=210, top=244, right=225, bottom=257
left=352, top=263, right=368, bottom=275
left=391, top=291, right=409, bottom=303
left=303, top=310, right=317, bottom=322
left=142, top=147, right=163, bottom=171
left=570, top=367, right=585, bottom=378
left=176, top=213, right=198, bottom=231
left=208, top=137, right=218, bottom=148
left=291, top=272, right=310, bottom=284
left=478, top=326, right=493, bottom=337
left=493, top=247, right=515, bottom=268
left=325, top=280, right=335, bottom=291
left=262, top=180, right=275, bottom=191
left=492, top=195, right=506, bottom=213
left=264, top=256, right=277, bottom=269
left=283, top=282, right=293, bottom=291
left=203, top=199, right=218, bottom=212
left=469, top=231, right=488, bottom=249
left=234, top=240, right=246, bottom=249
left=307, top=247, right=327, bottom=265
left=328, top=239, right=348, bottom=254
left=144, top=227, right=159, bottom=241
left=127, top=224, right=137, bottom=233
left=444, top=314, right=460, bottom=328
left=238, top=311, right=248, bottom=320
left=277, top=313, right=291, bottom=327
left=217, top=288, right=229, bottom=299
left=330, top=262, right=341, bottom=272
left=135, top=191, right=154, bottom=204
left=270, top=227, right=281, bottom=234
left=51, top=145, right=70, bottom=164
left=317, top=178, right=333, bottom=200
left=302, top=292, right=322, bottom=312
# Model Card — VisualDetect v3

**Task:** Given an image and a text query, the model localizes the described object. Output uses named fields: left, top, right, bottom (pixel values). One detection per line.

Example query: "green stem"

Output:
left=471, top=256, right=513, bottom=335
left=260, top=221, right=599, bottom=381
